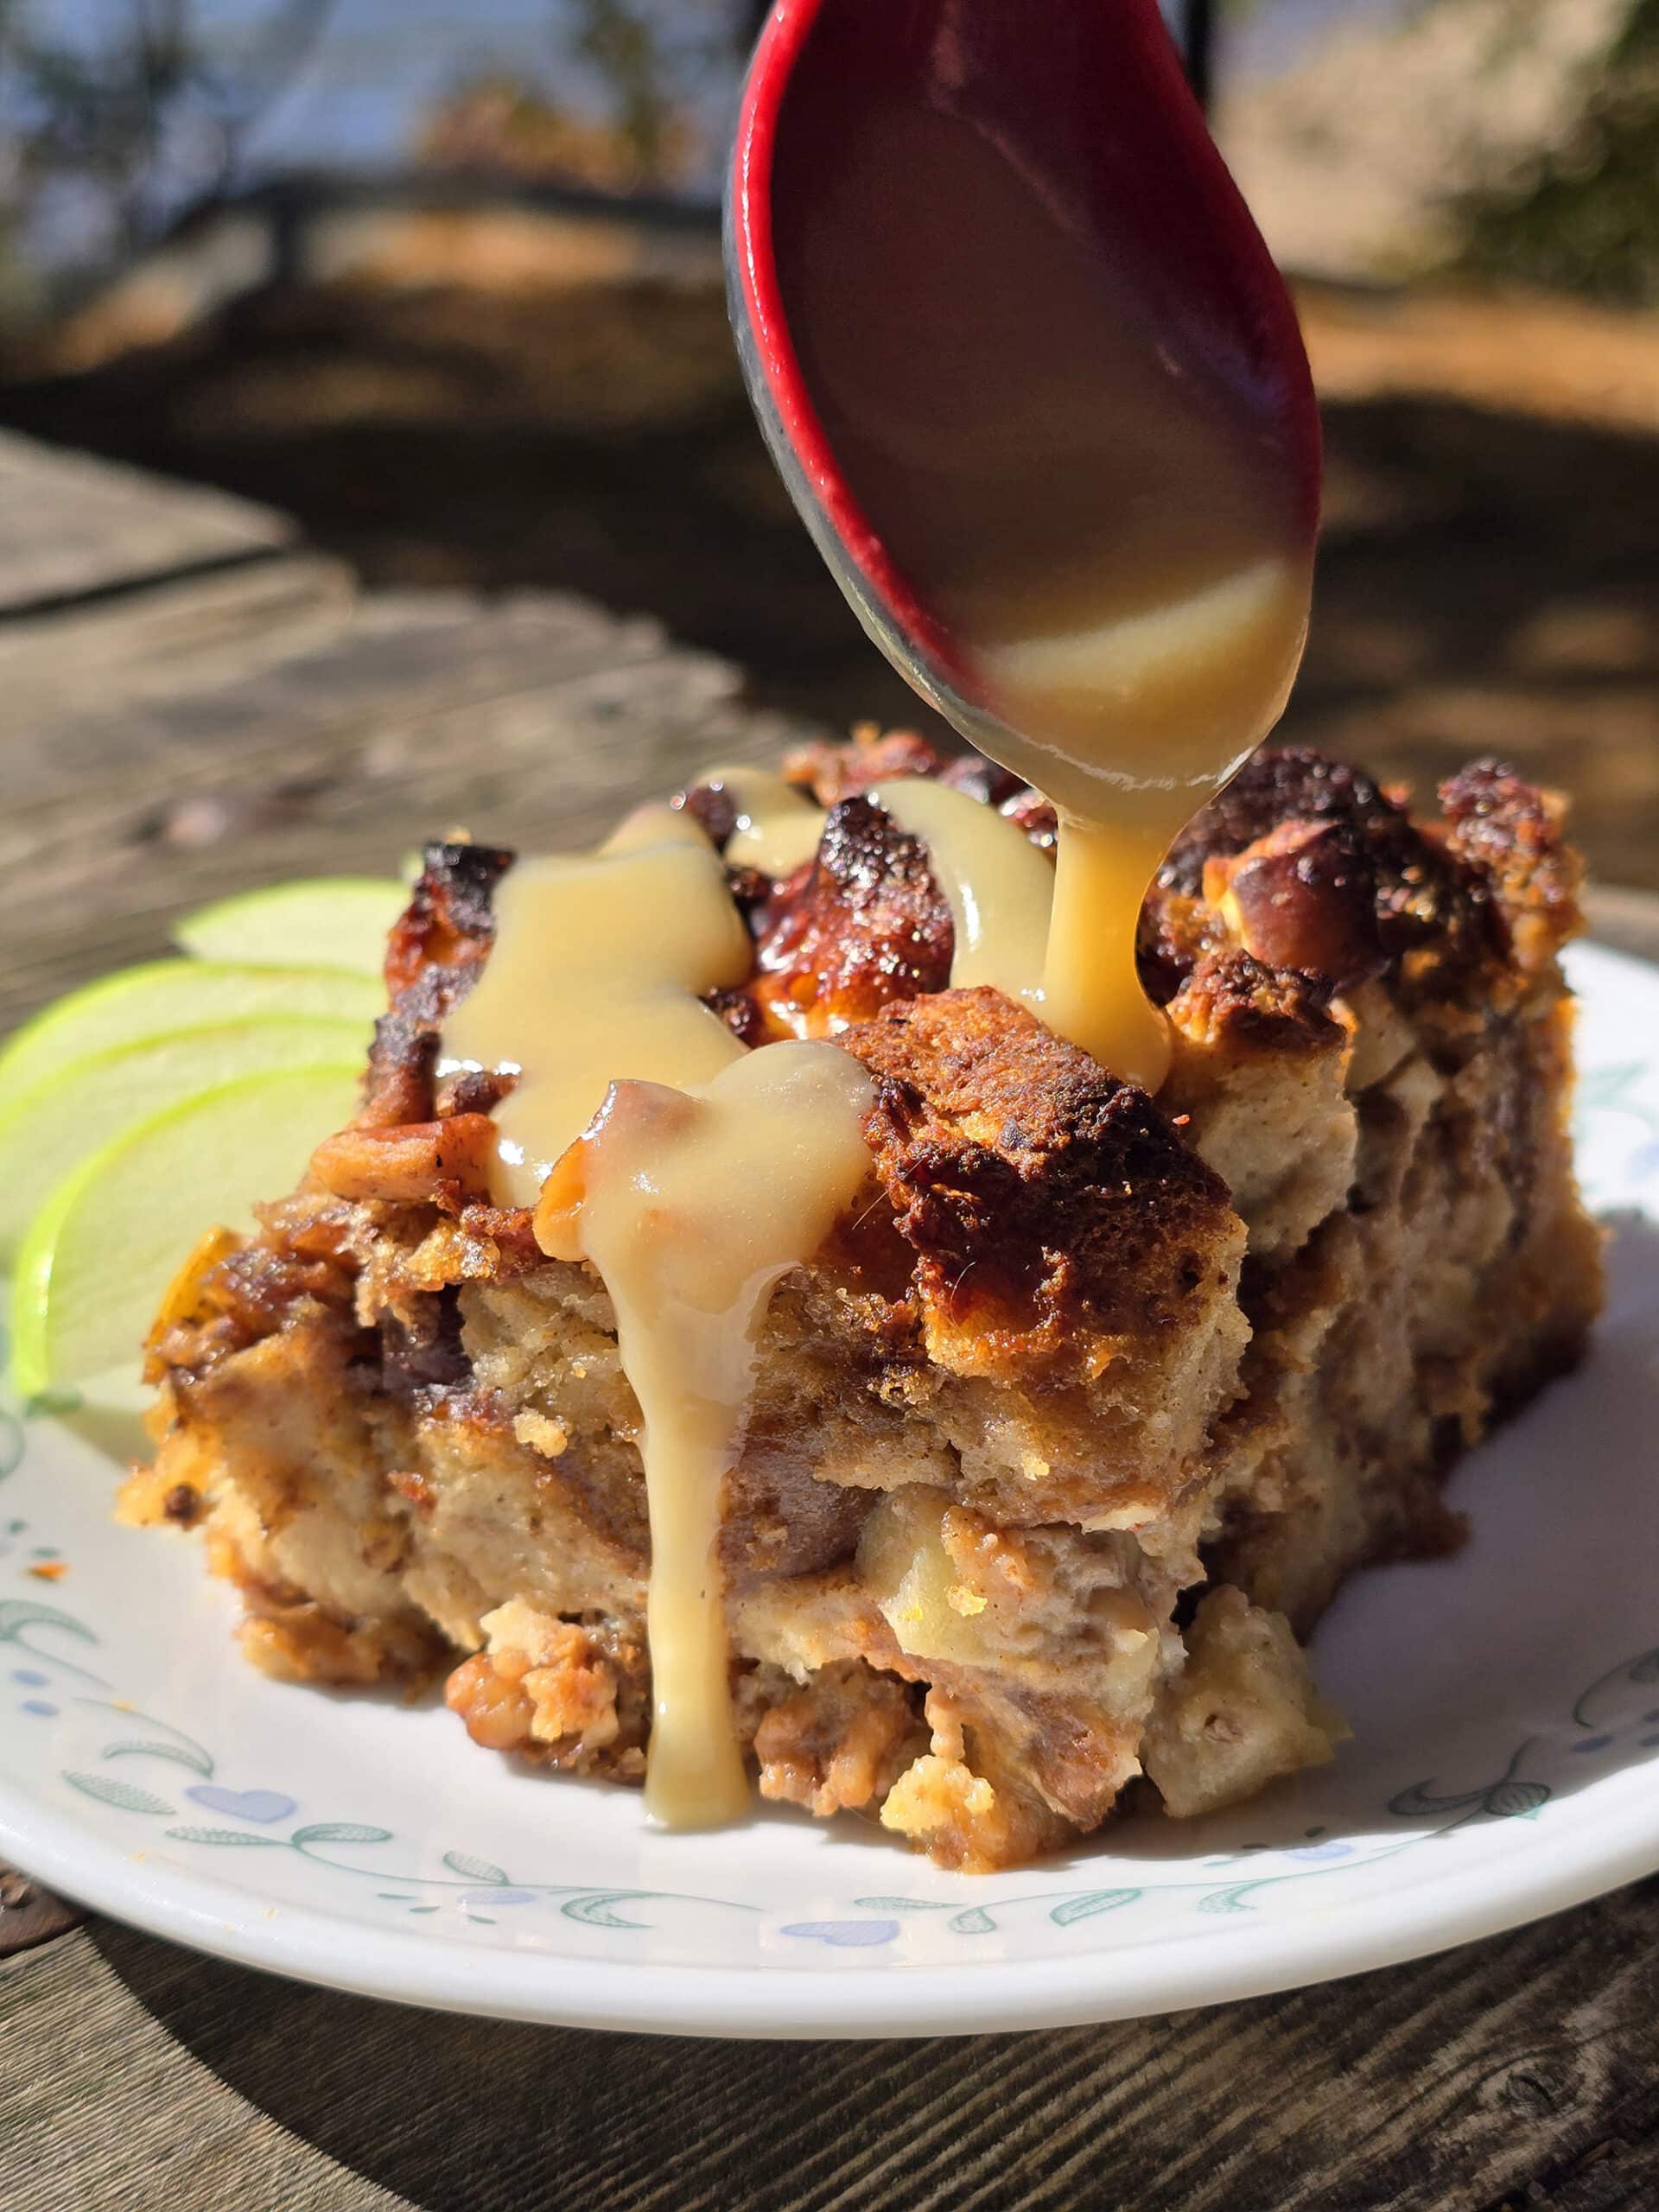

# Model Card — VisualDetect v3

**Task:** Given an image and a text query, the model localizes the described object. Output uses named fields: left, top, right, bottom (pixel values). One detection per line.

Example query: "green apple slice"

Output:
left=0, top=1017, right=369, bottom=1265
left=173, top=877, right=406, bottom=976
left=11, top=1065, right=362, bottom=1399
left=0, top=961, right=380, bottom=1107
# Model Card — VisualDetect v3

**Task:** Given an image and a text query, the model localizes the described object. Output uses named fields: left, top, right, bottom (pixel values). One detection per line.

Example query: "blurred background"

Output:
left=1, top=0, right=1656, bottom=887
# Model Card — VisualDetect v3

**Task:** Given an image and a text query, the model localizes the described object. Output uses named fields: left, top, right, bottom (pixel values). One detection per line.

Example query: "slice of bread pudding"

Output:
left=124, top=735, right=1602, bottom=1870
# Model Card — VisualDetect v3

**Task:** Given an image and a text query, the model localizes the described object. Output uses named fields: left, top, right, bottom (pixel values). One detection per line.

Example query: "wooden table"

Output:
left=3, top=431, right=1658, bottom=2212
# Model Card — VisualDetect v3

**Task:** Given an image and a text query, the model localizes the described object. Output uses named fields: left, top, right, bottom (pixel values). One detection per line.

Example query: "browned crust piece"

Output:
left=1147, top=746, right=1581, bottom=1027
left=753, top=795, right=952, bottom=1036
left=365, top=840, right=513, bottom=1128
left=1438, top=757, right=1582, bottom=982
left=838, top=987, right=1236, bottom=1377
left=781, top=722, right=947, bottom=803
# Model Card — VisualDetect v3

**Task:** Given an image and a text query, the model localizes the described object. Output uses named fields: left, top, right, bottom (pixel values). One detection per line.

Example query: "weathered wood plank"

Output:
left=0, top=430, right=294, bottom=616
left=2, top=1934, right=411, bottom=2212
left=3, top=589, right=719, bottom=810
left=0, top=550, right=356, bottom=733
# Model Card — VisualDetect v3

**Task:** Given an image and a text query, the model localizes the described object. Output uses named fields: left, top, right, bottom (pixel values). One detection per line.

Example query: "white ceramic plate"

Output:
left=3, top=939, right=1658, bottom=2039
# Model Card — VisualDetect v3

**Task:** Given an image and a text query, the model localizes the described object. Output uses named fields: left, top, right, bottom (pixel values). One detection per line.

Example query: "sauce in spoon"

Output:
left=735, top=0, right=1321, bottom=1085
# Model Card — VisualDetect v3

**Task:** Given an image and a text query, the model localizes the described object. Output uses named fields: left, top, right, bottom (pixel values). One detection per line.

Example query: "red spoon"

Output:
left=726, top=0, right=1322, bottom=795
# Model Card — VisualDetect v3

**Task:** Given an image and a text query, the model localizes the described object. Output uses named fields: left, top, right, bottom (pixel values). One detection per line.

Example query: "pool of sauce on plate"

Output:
left=764, top=0, right=1319, bottom=1088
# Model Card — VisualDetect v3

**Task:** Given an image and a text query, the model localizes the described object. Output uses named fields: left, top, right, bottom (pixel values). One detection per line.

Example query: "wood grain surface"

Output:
left=3, top=429, right=1658, bottom=2212
left=0, top=429, right=292, bottom=613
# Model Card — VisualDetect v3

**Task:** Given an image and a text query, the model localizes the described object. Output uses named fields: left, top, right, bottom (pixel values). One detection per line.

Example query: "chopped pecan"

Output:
left=1160, top=747, right=1506, bottom=1004
left=310, top=1115, right=497, bottom=1207
left=783, top=723, right=945, bottom=805
left=359, top=1012, right=438, bottom=1128
left=938, top=752, right=1025, bottom=808
left=1205, top=818, right=1387, bottom=990
left=754, top=1662, right=925, bottom=1818
left=1166, top=944, right=1344, bottom=1053
left=1439, top=758, right=1580, bottom=972
left=437, top=1065, right=518, bottom=1118
left=1001, top=787, right=1059, bottom=849
left=671, top=779, right=740, bottom=849
left=455, top=1202, right=544, bottom=1274
left=702, top=984, right=770, bottom=1046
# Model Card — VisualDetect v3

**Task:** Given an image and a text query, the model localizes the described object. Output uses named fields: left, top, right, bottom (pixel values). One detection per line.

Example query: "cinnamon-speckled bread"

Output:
left=123, top=733, right=1602, bottom=1870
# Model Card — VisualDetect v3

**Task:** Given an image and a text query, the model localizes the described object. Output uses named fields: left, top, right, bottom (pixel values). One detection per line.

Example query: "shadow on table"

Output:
left=86, top=1912, right=1047, bottom=2212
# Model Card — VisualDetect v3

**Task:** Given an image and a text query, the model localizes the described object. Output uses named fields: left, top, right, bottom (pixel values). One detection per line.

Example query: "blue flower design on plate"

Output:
left=781, top=1919, right=900, bottom=1948
left=184, top=1785, right=298, bottom=1824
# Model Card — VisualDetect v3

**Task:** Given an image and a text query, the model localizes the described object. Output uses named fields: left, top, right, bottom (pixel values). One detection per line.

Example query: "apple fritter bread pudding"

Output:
left=124, top=733, right=1603, bottom=1870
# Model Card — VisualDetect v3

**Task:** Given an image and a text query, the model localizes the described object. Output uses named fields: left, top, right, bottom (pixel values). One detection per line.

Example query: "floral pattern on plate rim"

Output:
left=5, top=1572, right=1659, bottom=1950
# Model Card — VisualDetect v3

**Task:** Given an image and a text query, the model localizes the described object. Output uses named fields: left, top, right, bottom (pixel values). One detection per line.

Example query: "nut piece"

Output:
left=446, top=1600, right=625, bottom=1766
left=938, top=752, right=1026, bottom=808
left=1206, top=819, right=1386, bottom=989
left=309, top=1114, right=497, bottom=1205
left=782, top=722, right=944, bottom=805
left=753, top=1662, right=924, bottom=1818
left=999, top=786, right=1058, bottom=849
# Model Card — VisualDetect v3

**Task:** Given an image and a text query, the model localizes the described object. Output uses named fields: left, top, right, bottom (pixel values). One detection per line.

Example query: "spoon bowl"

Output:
left=726, top=0, right=1321, bottom=785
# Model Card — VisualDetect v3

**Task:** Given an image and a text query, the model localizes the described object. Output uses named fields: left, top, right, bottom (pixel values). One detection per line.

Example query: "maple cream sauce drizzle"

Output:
left=692, top=764, right=825, bottom=877
left=969, top=557, right=1312, bottom=1091
left=440, top=833, right=872, bottom=1827
left=767, top=79, right=1315, bottom=1094
left=868, top=778, right=1052, bottom=1008
left=601, top=799, right=711, bottom=855
left=686, top=761, right=1056, bottom=1009
left=439, top=842, right=752, bottom=1210
left=446, top=725, right=1243, bottom=1822
left=535, top=1044, right=873, bottom=1827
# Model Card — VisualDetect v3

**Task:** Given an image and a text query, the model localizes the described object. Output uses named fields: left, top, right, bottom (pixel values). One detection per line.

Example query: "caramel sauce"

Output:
left=441, top=832, right=877, bottom=1826
left=535, top=1044, right=873, bottom=1828
left=766, top=18, right=1317, bottom=1088
left=601, top=800, right=712, bottom=856
left=439, top=842, right=751, bottom=1210
left=694, top=763, right=826, bottom=876
left=869, top=778, right=1051, bottom=1008
left=440, top=777, right=1058, bottom=1821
